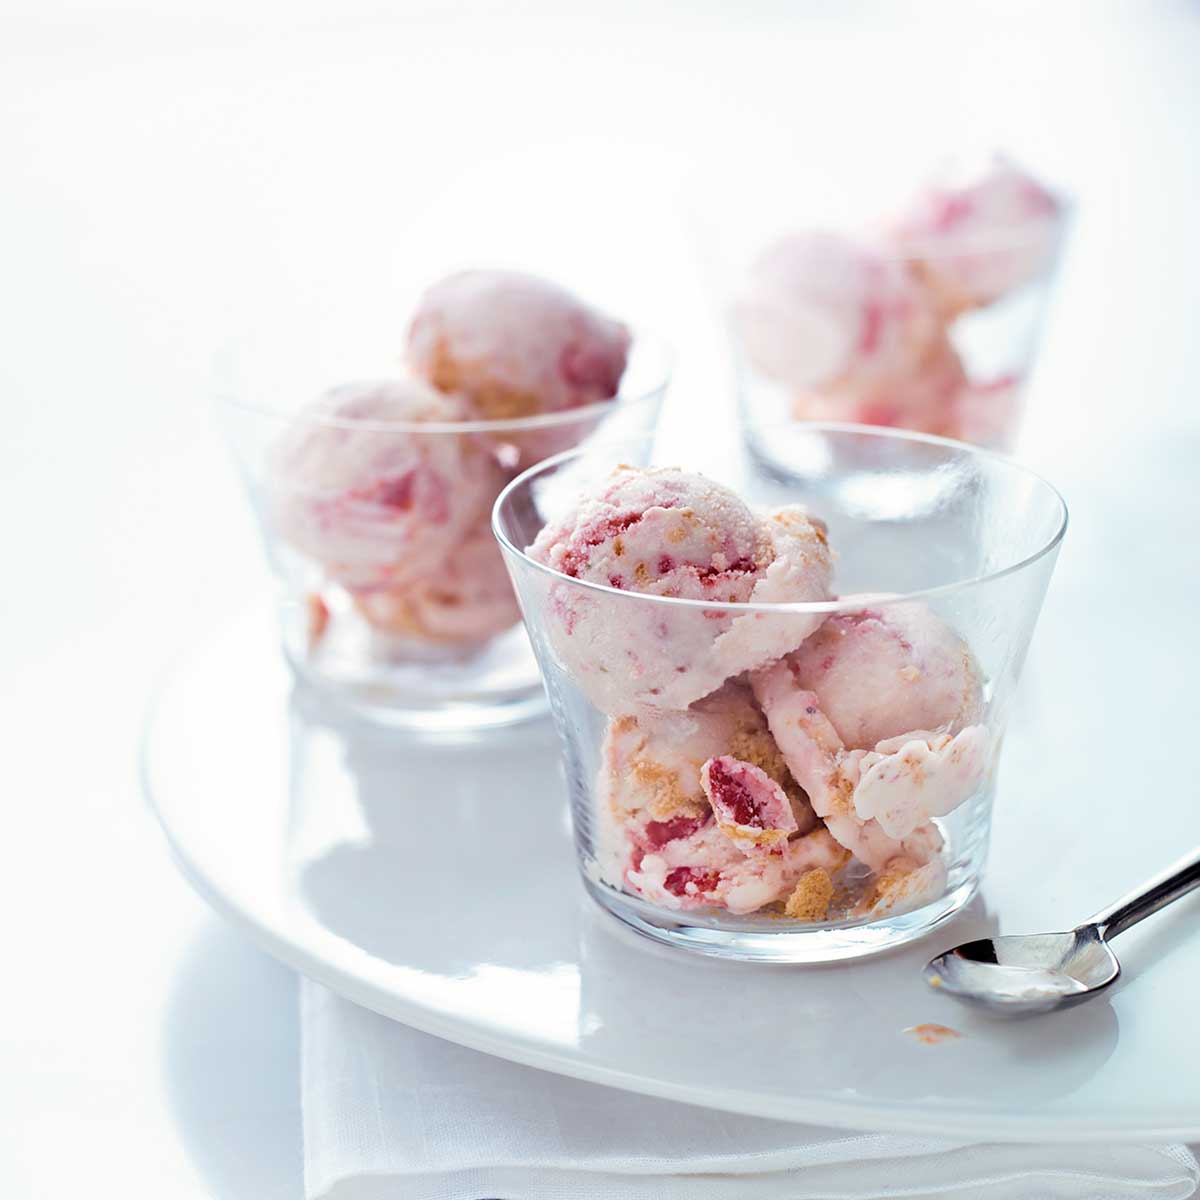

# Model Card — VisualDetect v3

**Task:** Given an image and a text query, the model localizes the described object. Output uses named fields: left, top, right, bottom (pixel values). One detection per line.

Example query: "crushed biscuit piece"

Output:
left=728, top=725, right=809, bottom=812
left=868, top=858, right=923, bottom=913
left=904, top=1023, right=962, bottom=1045
left=632, top=759, right=708, bottom=821
left=784, top=868, right=834, bottom=921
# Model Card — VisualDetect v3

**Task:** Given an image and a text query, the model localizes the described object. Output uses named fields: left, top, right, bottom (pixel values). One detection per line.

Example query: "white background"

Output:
left=2, top=2, right=1198, bottom=1196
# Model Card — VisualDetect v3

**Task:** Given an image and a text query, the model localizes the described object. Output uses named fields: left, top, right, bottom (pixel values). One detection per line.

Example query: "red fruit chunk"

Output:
left=663, top=866, right=721, bottom=897
left=642, top=814, right=707, bottom=850
left=701, top=755, right=799, bottom=836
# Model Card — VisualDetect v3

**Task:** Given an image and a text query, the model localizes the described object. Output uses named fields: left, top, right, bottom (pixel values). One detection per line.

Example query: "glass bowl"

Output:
left=494, top=423, right=1066, bottom=961
left=221, top=331, right=670, bottom=731
left=731, top=220, right=1068, bottom=456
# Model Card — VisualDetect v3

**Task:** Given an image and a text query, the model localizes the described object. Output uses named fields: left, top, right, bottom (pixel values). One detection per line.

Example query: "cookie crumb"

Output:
left=784, top=868, right=834, bottom=921
left=904, top=1023, right=963, bottom=1045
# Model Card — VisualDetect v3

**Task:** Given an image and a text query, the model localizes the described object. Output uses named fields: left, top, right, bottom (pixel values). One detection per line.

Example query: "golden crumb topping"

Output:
left=728, top=725, right=809, bottom=811
left=632, top=759, right=708, bottom=821
left=784, top=869, right=835, bottom=921
left=425, top=337, right=542, bottom=419
left=867, top=859, right=924, bottom=912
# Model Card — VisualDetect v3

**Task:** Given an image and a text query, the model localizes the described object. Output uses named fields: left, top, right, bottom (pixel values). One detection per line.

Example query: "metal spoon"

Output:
left=924, top=846, right=1200, bottom=1017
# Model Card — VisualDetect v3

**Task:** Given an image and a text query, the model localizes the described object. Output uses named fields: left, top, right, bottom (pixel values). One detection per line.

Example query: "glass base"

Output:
left=584, top=875, right=979, bottom=963
left=283, top=609, right=548, bottom=731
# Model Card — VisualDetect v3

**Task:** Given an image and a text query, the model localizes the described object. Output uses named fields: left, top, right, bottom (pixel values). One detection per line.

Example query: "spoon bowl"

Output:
left=924, top=845, right=1200, bottom=1018
left=924, top=927, right=1120, bottom=1017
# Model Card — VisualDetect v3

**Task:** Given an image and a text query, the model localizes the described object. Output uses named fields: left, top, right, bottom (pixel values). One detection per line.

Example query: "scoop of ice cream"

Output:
left=732, top=230, right=941, bottom=390
left=751, top=658, right=952, bottom=870
left=529, top=467, right=780, bottom=710
left=529, top=468, right=835, bottom=711
left=352, top=519, right=522, bottom=644
left=789, top=601, right=982, bottom=749
left=888, top=154, right=1064, bottom=314
left=407, top=269, right=631, bottom=420
left=531, top=466, right=769, bottom=596
left=268, top=377, right=503, bottom=589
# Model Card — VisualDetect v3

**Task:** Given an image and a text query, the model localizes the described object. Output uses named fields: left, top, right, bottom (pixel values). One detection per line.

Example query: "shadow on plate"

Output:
left=290, top=685, right=582, bottom=976
left=576, top=893, right=1121, bottom=1115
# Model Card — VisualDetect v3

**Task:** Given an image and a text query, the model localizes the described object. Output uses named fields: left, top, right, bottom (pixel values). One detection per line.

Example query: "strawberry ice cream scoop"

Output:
left=353, top=519, right=521, bottom=644
left=732, top=230, right=941, bottom=390
left=790, top=601, right=981, bottom=750
left=268, top=377, right=504, bottom=590
left=530, top=466, right=769, bottom=596
left=751, top=658, right=959, bottom=870
left=529, top=467, right=777, bottom=711
left=752, top=598, right=992, bottom=859
left=406, top=269, right=631, bottom=420
left=888, top=154, right=1064, bottom=314
left=529, top=468, right=833, bottom=711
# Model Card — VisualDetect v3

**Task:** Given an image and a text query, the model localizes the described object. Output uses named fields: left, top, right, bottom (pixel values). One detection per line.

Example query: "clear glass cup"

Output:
left=731, top=222, right=1067, bottom=456
left=494, top=423, right=1066, bottom=961
left=221, top=332, right=670, bottom=731
left=729, top=219, right=1070, bottom=453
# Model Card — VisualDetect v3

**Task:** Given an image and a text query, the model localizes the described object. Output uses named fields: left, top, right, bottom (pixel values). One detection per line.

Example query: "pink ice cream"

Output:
left=752, top=601, right=987, bottom=868
left=407, top=269, right=631, bottom=420
left=627, top=820, right=848, bottom=915
left=700, top=755, right=798, bottom=853
left=790, top=602, right=981, bottom=749
left=352, top=519, right=522, bottom=644
left=535, top=469, right=997, bottom=921
left=598, top=681, right=817, bottom=833
left=733, top=154, right=1063, bottom=451
left=528, top=466, right=833, bottom=712
left=593, top=682, right=828, bottom=914
left=732, top=231, right=940, bottom=390
left=268, top=377, right=504, bottom=590
left=888, top=154, right=1064, bottom=315
left=792, top=332, right=969, bottom=440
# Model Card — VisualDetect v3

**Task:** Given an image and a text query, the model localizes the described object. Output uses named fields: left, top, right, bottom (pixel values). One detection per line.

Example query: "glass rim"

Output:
left=492, top=420, right=1069, bottom=615
left=215, top=328, right=673, bottom=436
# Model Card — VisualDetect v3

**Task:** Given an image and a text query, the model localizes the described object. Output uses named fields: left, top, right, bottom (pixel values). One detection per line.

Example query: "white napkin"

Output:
left=302, top=981, right=1197, bottom=1200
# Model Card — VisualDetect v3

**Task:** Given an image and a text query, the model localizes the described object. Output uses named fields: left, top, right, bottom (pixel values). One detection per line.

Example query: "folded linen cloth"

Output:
left=302, top=981, right=1197, bottom=1200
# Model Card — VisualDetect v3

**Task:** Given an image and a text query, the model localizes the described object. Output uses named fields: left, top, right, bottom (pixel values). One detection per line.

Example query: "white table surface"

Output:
left=3, top=2, right=1199, bottom=1196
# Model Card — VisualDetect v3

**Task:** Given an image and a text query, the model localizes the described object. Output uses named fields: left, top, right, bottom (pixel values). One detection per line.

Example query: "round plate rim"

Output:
left=141, top=622, right=1200, bottom=1145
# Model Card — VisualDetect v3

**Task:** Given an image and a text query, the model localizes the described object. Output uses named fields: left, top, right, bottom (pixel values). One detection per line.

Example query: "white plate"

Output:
left=144, top=609, right=1200, bottom=1143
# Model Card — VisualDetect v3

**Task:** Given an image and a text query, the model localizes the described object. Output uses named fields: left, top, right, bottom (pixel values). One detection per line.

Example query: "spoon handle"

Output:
left=1084, top=845, right=1200, bottom=941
